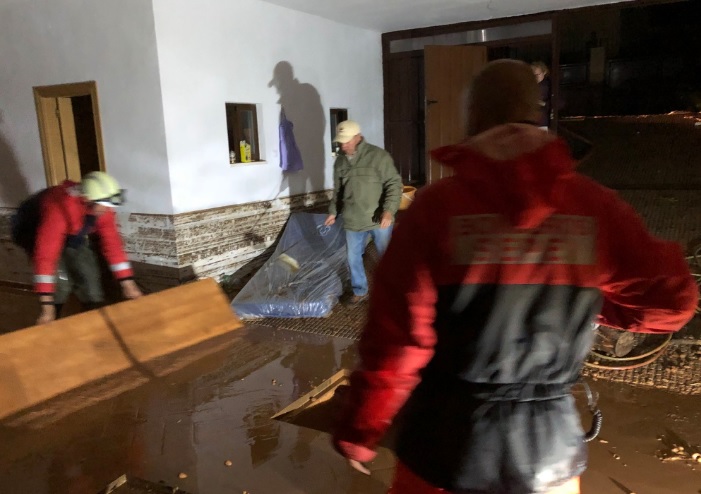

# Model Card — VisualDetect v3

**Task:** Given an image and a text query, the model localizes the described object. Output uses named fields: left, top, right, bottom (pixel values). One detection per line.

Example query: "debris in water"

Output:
left=225, top=460, right=233, bottom=467
left=271, top=379, right=277, bottom=385
left=599, top=439, right=609, bottom=444
left=178, top=472, right=188, bottom=479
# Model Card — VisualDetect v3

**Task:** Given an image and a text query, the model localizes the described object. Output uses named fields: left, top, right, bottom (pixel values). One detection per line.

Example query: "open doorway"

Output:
left=383, top=19, right=553, bottom=187
left=33, top=81, right=105, bottom=186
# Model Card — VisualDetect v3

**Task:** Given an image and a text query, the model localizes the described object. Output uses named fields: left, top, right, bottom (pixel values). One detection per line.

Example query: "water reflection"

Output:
left=243, top=399, right=281, bottom=467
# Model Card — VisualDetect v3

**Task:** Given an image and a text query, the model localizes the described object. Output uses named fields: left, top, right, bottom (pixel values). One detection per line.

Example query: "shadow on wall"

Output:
left=268, top=61, right=326, bottom=199
left=0, top=109, right=31, bottom=206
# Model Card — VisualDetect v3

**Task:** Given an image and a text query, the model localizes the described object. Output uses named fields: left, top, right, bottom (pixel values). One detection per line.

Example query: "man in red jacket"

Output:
left=30, top=171, right=142, bottom=324
left=333, top=60, right=698, bottom=493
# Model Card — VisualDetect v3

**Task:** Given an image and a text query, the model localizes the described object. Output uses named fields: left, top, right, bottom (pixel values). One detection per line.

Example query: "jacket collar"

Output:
left=344, top=138, right=368, bottom=163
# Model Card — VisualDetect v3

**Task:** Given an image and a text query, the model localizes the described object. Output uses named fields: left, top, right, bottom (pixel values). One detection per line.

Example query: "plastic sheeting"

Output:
left=231, top=212, right=349, bottom=319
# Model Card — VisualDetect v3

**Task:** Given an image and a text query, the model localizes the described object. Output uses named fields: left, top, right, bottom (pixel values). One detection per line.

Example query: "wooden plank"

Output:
left=271, top=369, right=350, bottom=420
left=0, top=278, right=242, bottom=420
left=104, top=278, right=241, bottom=364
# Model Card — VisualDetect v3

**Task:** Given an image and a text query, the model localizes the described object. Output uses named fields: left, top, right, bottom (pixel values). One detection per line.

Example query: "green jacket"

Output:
left=328, top=140, right=402, bottom=232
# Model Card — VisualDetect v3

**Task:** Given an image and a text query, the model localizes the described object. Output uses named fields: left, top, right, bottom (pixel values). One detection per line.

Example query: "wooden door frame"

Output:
left=33, top=81, right=106, bottom=186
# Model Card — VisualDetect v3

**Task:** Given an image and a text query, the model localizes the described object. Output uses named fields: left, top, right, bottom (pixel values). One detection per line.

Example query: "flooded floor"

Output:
left=1, top=115, right=700, bottom=493
left=1, top=325, right=701, bottom=494
left=0, top=326, right=393, bottom=494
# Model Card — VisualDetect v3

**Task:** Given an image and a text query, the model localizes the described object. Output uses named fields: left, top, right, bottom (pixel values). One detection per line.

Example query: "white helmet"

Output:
left=81, top=171, right=124, bottom=207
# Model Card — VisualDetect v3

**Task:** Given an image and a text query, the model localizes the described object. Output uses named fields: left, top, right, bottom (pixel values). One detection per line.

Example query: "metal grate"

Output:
left=582, top=337, right=701, bottom=395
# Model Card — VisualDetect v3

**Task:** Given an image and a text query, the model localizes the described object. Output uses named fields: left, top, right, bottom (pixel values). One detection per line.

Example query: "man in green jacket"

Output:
left=325, top=120, right=402, bottom=304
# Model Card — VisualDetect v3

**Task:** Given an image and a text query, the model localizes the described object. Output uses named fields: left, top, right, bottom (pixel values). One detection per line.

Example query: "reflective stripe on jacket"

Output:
left=33, top=181, right=133, bottom=294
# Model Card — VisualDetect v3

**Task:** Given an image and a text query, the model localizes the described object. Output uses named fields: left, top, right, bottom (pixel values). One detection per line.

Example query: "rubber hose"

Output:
left=584, top=408, right=603, bottom=442
left=583, top=344, right=668, bottom=371
left=589, top=333, right=673, bottom=362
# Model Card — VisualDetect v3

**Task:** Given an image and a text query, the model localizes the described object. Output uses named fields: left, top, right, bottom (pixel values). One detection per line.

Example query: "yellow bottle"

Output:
left=239, top=141, right=249, bottom=163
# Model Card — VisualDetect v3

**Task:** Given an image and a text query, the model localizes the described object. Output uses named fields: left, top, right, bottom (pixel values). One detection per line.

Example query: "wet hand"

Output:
left=348, top=459, right=371, bottom=475
left=121, top=279, right=143, bottom=299
left=380, top=211, right=393, bottom=229
left=324, top=214, right=336, bottom=226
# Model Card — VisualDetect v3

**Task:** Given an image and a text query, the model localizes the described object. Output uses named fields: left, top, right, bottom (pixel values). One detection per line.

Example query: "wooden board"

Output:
left=0, top=278, right=242, bottom=420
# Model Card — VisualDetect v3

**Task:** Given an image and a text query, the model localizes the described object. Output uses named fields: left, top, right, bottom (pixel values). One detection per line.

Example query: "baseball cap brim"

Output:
left=333, top=133, right=356, bottom=144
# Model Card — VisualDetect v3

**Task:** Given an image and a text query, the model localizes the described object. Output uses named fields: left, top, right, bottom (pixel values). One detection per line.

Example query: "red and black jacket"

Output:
left=334, top=124, right=698, bottom=493
left=33, top=181, right=133, bottom=295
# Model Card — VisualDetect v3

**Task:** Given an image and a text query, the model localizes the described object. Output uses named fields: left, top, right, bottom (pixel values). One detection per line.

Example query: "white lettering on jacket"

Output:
left=452, top=214, right=596, bottom=265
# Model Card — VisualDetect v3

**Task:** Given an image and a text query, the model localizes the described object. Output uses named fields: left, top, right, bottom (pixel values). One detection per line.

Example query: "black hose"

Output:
left=578, top=379, right=603, bottom=442
left=584, top=408, right=603, bottom=442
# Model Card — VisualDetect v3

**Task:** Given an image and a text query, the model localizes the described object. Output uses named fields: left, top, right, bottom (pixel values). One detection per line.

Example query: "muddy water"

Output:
left=580, top=378, right=701, bottom=493
left=0, top=326, right=393, bottom=494
left=0, top=285, right=82, bottom=335
left=0, top=325, right=700, bottom=493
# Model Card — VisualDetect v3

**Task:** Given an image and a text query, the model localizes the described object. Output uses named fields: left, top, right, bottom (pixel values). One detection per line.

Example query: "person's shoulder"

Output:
left=363, top=141, right=385, bottom=153
left=563, top=172, right=634, bottom=220
left=569, top=173, right=618, bottom=200
left=41, top=182, right=71, bottom=205
left=364, top=142, right=393, bottom=161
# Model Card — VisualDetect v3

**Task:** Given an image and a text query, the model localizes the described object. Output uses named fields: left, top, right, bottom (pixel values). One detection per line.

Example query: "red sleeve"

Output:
left=33, top=196, right=69, bottom=294
left=597, top=191, right=698, bottom=333
left=95, top=211, right=133, bottom=280
left=333, top=202, right=438, bottom=462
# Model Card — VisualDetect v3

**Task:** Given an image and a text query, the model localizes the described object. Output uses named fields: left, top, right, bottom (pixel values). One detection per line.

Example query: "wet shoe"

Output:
left=347, top=294, right=368, bottom=306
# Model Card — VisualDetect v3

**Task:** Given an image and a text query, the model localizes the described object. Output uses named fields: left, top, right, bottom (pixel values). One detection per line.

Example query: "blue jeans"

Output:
left=345, top=226, right=393, bottom=296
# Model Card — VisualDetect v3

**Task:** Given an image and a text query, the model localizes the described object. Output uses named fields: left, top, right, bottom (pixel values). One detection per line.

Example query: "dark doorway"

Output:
left=71, top=95, right=100, bottom=176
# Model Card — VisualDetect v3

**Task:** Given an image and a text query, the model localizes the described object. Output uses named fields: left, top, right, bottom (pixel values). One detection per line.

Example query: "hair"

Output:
left=465, top=59, right=542, bottom=137
left=531, top=61, right=549, bottom=76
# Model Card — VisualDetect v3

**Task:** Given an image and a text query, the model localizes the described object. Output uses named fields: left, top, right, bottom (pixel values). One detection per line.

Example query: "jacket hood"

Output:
left=431, top=124, right=576, bottom=229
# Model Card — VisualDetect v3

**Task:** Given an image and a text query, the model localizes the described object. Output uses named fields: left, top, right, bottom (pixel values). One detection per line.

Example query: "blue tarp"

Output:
left=231, top=212, right=348, bottom=319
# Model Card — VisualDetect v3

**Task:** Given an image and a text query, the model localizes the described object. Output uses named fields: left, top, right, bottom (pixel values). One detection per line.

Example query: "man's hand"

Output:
left=380, top=211, right=393, bottom=229
left=348, top=459, right=371, bottom=475
left=120, top=279, right=143, bottom=300
left=36, top=304, right=56, bottom=325
left=324, top=214, right=336, bottom=226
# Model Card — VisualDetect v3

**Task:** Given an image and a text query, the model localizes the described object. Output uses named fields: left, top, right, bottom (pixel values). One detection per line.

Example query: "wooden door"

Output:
left=424, top=45, right=487, bottom=184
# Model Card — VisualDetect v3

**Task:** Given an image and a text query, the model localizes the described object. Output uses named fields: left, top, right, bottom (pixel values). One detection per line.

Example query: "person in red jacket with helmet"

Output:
left=31, top=171, right=142, bottom=324
left=333, top=60, right=698, bottom=493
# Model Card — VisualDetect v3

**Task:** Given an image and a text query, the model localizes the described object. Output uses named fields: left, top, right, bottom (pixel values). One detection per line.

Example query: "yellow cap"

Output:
left=333, top=120, right=361, bottom=144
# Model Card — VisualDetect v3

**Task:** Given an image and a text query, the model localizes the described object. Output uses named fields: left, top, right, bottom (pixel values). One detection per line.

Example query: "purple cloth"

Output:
left=279, top=110, right=304, bottom=172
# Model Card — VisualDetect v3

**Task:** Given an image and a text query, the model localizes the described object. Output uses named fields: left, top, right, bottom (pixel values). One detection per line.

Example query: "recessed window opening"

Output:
left=330, top=108, right=348, bottom=154
left=225, top=103, right=260, bottom=163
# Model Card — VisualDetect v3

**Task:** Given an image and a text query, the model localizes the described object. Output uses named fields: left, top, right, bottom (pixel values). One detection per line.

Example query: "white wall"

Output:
left=0, top=0, right=172, bottom=214
left=153, top=0, right=384, bottom=214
